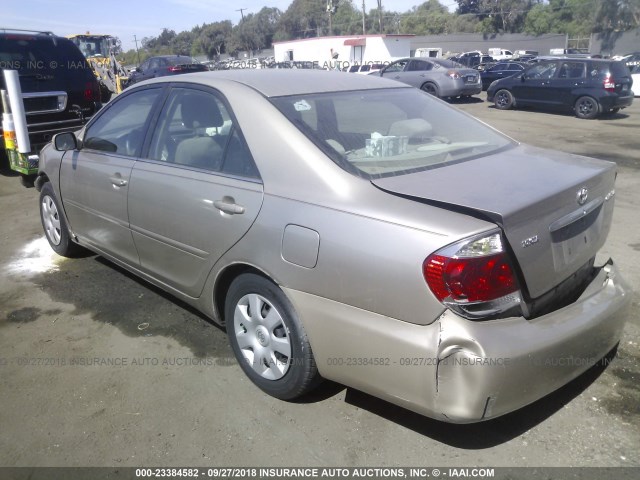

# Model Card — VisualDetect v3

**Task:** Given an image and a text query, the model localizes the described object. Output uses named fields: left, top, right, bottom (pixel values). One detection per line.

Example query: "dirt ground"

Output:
left=0, top=94, right=638, bottom=469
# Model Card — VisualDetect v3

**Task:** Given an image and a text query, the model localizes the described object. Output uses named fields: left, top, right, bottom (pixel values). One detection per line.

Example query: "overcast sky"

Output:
left=6, top=0, right=457, bottom=51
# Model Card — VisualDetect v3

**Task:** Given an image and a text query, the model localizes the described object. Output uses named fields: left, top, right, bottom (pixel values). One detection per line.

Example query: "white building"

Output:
left=273, top=34, right=413, bottom=69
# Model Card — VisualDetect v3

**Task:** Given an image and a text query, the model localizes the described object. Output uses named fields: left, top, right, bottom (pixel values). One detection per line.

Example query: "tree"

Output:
left=170, top=31, right=195, bottom=56
left=400, top=1, right=453, bottom=35
left=593, top=0, right=640, bottom=31
left=197, top=21, right=233, bottom=60
left=477, top=0, right=541, bottom=33
left=274, top=0, right=328, bottom=40
left=455, top=0, right=482, bottom=15
left=229, top=7, right=282, bottom=56
left=331, top=0, right=362, bottom=35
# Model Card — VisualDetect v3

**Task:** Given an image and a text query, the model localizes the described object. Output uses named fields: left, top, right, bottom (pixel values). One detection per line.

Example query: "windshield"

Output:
left=271, top=88, right=514, bottom=179
left=70, top=36, right=110, bottom=58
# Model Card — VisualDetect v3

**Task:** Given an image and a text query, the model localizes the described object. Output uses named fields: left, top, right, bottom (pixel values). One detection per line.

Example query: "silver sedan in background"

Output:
left=377, top=57, right=482, bottom=98
left=36, top=70, right=629, bottom=423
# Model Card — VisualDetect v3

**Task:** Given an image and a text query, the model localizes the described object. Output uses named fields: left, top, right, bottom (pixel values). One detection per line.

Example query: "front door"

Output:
left=59, top=87, right=164, bottom=264
left=512, top=61, right=559, bottom=106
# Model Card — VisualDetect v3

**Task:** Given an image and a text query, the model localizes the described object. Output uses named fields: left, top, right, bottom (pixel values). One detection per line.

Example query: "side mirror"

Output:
left=53, top=132, right=78, bottom=151
left=521, top=74, right=527, bottom=82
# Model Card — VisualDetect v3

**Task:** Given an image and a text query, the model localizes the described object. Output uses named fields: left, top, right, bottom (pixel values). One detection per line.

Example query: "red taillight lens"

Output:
left=168, top=66, right=183, bottom=72
left=447, top=70, right=461, bottom=79
left=424, top=252, right=518, bottom=303
left=603, top=74, right=615, bottom=92
left=83, top=81, right=99, bottom=101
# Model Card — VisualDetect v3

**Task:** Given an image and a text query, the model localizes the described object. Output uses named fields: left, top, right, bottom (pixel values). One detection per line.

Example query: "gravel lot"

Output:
left=0, top=92, right=638, bottom=469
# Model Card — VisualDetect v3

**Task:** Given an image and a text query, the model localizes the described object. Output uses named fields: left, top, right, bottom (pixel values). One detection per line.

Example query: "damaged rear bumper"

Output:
left=285, top=259, right=631, bottom=423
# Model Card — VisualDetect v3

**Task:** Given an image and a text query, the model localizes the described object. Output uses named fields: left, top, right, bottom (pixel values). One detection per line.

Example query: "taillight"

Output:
left=447, top=70, right=461, bottom=79
left=168, top=66, right=183, bottom=72
left=423, top=232, right=521, bottom=319
left=603, top=74, right=615, bottom=92
left=83, top=81, right=99, bottom=101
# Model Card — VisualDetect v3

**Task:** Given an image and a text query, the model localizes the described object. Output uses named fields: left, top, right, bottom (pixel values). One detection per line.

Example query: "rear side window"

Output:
left=147, top=88, right=259, bottom=178
left=408, top=60, right=432, bottom=72
left=608, top=61, right=632, bottom=78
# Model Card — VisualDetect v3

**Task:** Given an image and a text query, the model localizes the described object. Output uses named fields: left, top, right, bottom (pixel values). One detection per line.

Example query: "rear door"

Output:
left=59, top=86, right=164, bottom=264
left=549, top=61, right=587, bottom=107
left=127, top=85, right=263, bottom=297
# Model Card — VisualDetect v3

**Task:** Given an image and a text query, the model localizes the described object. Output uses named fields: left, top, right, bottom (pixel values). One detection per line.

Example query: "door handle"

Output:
left=214, top=199, right=245, bottom=215
left=110, top=176, right=128, bottom=187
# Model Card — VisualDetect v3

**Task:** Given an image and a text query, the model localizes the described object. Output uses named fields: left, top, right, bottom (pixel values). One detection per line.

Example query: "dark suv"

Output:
left=1, top=29, right=101, bottom=172
left=487, top=58, right=633, bottom=119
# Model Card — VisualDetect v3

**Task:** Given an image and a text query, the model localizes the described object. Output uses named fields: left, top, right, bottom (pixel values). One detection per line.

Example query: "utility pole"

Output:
left=133, top=34, right=141, bottom=66
left=236, top=8, right=246, bottom=21
left=362, top=0, right=366, bottom=35
left=377, top=0, right=383, bottom=33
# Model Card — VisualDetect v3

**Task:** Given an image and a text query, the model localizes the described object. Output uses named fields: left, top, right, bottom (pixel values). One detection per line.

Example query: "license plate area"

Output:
left=550, top=203, right=603, bottom=268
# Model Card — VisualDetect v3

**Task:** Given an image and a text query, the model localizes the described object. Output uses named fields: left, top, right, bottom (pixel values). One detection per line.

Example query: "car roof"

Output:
left=149, top=54, right=194, bottom=60
left=138, top=69, right=410, bottom=97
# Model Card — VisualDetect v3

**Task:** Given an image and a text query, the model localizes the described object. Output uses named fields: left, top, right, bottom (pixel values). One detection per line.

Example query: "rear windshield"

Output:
left=590, top=61, right=630, bottom=80
left=271, top=88, right=513, bottom=179
left=608, top=61, right=632, bottom=77
left=168, top=56, right=197, bottom=66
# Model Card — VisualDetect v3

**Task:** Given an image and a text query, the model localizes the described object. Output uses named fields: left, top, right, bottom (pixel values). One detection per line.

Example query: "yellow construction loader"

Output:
left=68, top=33, right=128, bottom=102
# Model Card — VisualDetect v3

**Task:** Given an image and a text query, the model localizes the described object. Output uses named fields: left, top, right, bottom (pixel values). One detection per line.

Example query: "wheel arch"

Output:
left=35, top=173, right=50, bottom=192
left=213, top=263, right=275, bottom=326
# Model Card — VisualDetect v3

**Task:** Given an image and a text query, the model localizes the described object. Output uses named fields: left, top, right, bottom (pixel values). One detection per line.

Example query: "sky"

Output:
left=5, top=0, right=457, bottom=52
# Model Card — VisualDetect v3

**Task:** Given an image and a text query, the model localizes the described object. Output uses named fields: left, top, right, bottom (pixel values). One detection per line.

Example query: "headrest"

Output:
left=181, top=93, right=224, bottom=129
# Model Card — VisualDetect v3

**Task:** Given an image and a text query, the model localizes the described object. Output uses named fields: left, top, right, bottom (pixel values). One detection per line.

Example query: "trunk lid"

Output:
left=371, top=145, right=617, bottom=299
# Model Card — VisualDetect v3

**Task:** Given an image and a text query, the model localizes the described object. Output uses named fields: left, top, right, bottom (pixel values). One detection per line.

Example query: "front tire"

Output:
left=39, top=182, right=82, bottom=257
left=494, top=89, right=514, bottom=110
left=575, top=96, right=599, bottom=119
left=225, top=273, right=321, bottom=400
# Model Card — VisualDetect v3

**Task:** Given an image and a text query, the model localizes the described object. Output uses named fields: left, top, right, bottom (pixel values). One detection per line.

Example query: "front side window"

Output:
left=384, top=60, right=409, bottom=73
left=83, top=88, right=161, bottom=155
left=527, top=62, right=558, bottom=79
left=271, top=88, right=513, bottom=179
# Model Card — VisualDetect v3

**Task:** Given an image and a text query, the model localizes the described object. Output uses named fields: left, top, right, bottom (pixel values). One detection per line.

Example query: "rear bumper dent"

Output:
left=285, top=259, right=631, bottom=423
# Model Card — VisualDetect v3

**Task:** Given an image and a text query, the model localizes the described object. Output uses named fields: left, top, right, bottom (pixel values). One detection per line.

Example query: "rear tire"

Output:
left=39, top=182, right=83, bottom=257
left=575, top=96, right=599, bottom=119
left=225, top=273, right=321, bottom=400
left=421, top=82, right=439, bottom=97
left=494, top=89, right=514, bottom=110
